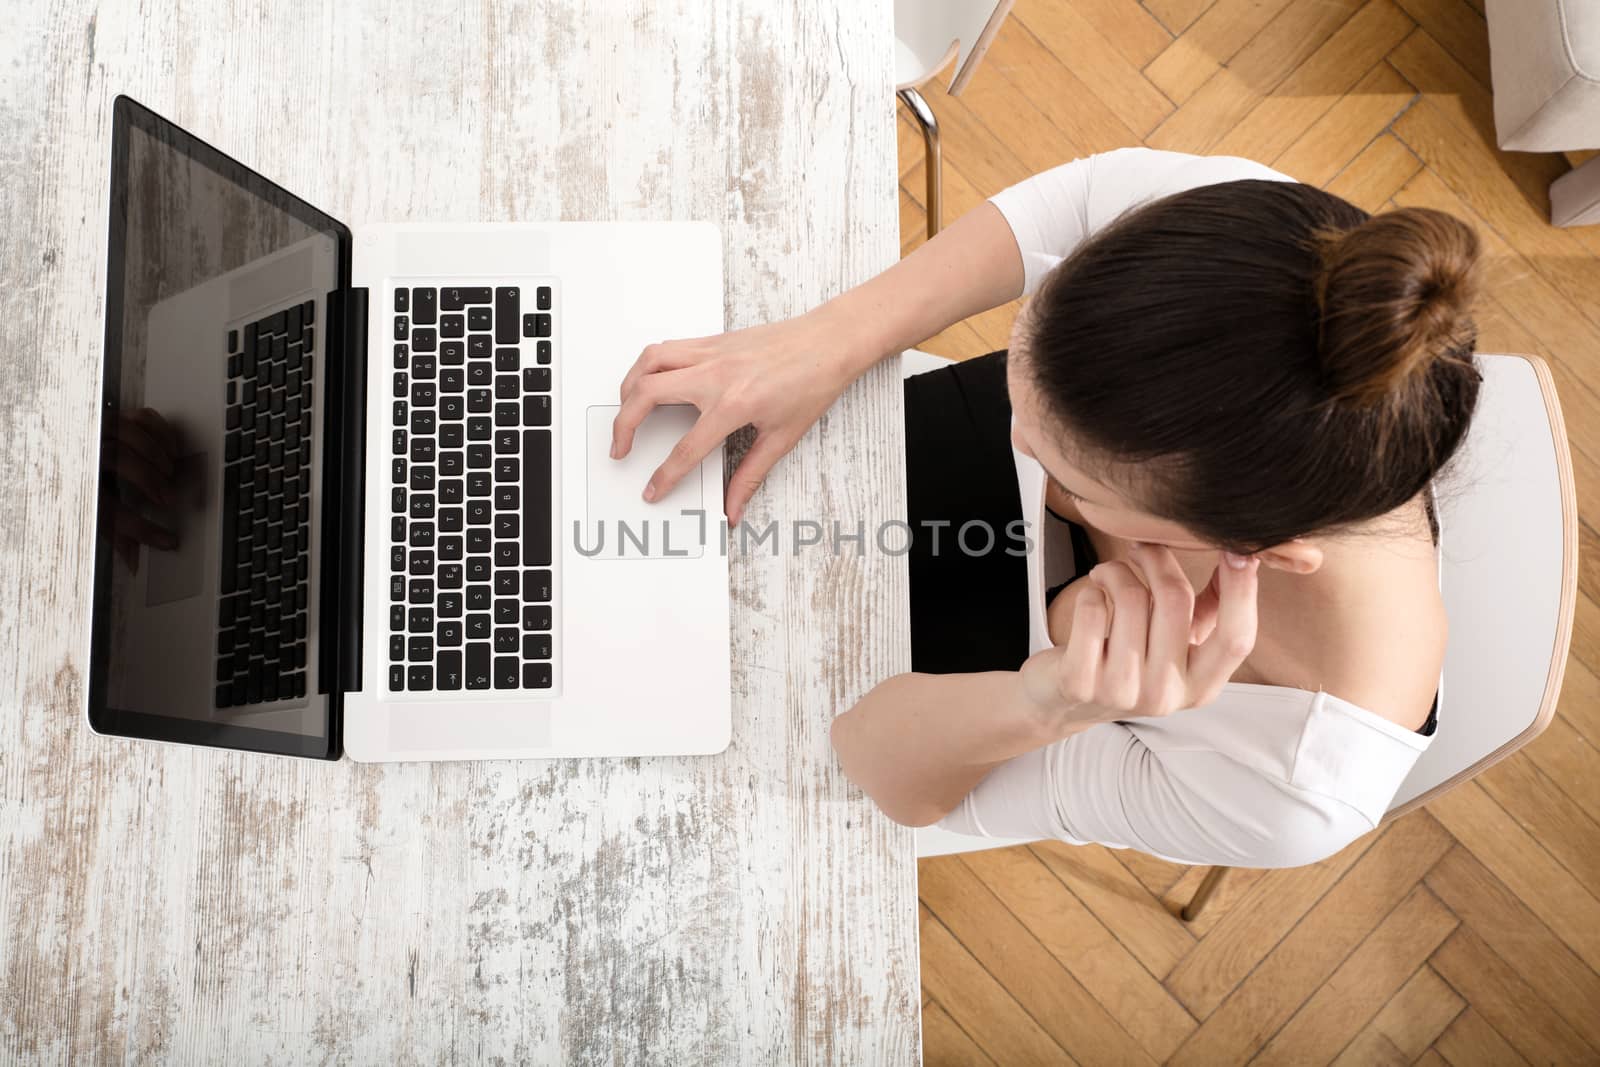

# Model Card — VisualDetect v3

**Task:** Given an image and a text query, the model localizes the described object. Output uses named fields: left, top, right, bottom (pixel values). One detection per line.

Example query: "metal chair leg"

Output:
left=897, top=87, right=943, bottom=239
left=1181, top=865, right=1230, bottom=923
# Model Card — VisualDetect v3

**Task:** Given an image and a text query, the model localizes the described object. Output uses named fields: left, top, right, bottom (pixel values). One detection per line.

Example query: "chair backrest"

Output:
left=904, top=351, right=1579, bottom=857
left=1385, top=352, right=1577, bottom=819
left=894, top=0, right=1015, bottom=94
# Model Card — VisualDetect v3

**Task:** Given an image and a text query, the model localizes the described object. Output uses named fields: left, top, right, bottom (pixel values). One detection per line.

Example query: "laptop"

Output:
left=87, top=96, right=731, bottom=762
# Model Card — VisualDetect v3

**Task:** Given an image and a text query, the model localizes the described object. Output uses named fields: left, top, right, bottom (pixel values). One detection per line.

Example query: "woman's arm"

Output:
left=813, top=200, right=1025, bottom=377
left=833, top=544, right=1261, bottom=828
left=829, top=670, right=1091, bottom=826
left=610, top=202, right=1025, bottom=522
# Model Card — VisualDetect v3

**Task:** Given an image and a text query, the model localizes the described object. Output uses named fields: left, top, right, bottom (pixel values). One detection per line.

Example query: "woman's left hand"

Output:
left=1019, top=541, right=1261, bottom=731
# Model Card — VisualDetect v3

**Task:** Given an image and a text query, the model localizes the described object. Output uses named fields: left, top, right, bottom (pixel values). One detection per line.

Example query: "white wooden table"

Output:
left=0, top=3, right=917, bottom=1061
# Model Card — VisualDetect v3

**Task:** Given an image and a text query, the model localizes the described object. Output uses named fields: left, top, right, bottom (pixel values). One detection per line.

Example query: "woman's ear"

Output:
left=1253, top=538, right=1323, bottom=575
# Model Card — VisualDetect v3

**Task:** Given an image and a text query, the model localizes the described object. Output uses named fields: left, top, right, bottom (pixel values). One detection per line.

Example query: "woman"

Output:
left=610, top=147, right=1478, bottom=868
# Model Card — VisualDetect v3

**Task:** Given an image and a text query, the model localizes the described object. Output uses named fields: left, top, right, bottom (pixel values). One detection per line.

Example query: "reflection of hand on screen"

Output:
left=102, top=406, right=182, bottom=571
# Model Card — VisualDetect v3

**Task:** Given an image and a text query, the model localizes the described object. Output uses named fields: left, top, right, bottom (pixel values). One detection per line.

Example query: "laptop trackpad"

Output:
left=584, top=405, right=705, bottom=559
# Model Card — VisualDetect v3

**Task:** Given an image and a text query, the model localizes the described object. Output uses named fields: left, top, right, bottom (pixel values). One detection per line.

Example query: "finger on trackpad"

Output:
left=584, top=405, right=704, bottom=559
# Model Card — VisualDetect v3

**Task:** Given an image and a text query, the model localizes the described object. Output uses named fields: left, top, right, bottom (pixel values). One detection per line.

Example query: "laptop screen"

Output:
left=90, top=97, right=351, bottom=759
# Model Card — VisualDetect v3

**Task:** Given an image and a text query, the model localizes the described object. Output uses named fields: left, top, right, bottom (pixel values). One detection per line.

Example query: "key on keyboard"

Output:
left=388, top=283, right=556, bottom=693
left=215, top=301, right=316, bottom=708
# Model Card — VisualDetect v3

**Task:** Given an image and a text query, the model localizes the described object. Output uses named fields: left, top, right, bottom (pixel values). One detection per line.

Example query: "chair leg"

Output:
left=1181, top=865, right=1230, bottom=923
left=897, top=87, right=943, bottom=239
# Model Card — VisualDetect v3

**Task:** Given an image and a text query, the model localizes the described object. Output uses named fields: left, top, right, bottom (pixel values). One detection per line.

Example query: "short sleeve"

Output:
left=935, top=719, right=1377, bottom=868
left=989, top=147, right=1298, bottom=297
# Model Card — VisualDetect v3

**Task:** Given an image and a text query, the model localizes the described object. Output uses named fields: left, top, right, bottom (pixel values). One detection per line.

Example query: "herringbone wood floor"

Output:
left=899, top=1, right=1600, bottom=1064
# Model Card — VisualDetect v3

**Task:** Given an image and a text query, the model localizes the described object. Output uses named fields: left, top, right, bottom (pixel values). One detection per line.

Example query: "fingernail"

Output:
left=1225, top=551, right=1249, bottom=570
left=643, top=482, right=657, bottom=502
left=610, top=440, right=618, bottom=460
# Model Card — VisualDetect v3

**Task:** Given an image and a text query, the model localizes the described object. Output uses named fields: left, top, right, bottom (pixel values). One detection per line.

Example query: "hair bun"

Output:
left=1313, top=207, right=1481, bottom=408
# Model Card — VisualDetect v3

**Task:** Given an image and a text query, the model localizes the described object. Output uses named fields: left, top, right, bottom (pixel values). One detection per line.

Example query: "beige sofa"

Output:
left=1486, top=0, right=1600, bottom=226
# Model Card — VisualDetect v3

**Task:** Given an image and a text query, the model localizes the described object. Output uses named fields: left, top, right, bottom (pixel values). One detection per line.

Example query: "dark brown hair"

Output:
left=1021, top=179, right=1482, bottom=555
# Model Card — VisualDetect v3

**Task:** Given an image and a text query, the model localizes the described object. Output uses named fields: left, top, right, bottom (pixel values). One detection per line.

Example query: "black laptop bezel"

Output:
left=89, top=94, right=357, bottom=760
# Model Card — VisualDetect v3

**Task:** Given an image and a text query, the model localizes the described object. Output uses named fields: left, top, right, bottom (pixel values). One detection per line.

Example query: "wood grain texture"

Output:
left=1423, top=844, right=1600, bottom=1051
left=958, top=846, right=1197, bottom=1063
left=1146, top=0, right=1365, bottom=153
left=918, top=856, right=1159, bottom=1066
left=1430, top=1008, right=1531, bottom=1067
left=1251, top=885, right=1458, bottom=1065
left=1370, top=965, right=1465, bottom=1060
left=1168, top=812, right=1453, bottom=1066
left=1429, top=926, right=1600, bottom=1064
left=1143, top=0, right=1295, bottom=105
left=1163, top=829, right=1381, bottom=1019
left=0, top=1, right=917, bottom=1062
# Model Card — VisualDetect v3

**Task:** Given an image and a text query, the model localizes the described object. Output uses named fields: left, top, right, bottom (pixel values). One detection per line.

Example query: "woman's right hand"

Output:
left=609, top=305, right=881, bottom=526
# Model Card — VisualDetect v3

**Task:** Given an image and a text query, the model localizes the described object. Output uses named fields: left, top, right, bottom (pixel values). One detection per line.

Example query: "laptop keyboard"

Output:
left=387, top=284, right=555, bottom=693
left=216, top=302, right=316, bottom=708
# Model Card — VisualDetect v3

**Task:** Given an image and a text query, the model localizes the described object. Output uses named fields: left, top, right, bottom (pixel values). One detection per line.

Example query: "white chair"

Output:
left=895, top=0, right=1015, bottom=239
left=901, top=349, right=1580, bottom=921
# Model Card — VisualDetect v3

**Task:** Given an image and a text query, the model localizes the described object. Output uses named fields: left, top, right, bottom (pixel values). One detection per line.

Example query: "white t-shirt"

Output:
left=935, top=148, right=1442, bottom=868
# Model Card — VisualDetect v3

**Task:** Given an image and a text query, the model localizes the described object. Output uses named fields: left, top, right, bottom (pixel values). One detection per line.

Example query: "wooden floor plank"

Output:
left=1519, top=713, right=1600, bottom=827
left=1168, top=812, right=1453, bottom=1065
left=1430, top=1008, right=1532, bottom=1067
left=1385, top=26, right=1570, bottom=215
left=1475, top=747, right=1600, bottom=892
left=1423, top=844, right=1600, bottom=1052
left=899, top=185, right=926, bottom=258
left=1391, top=0, right=1491, bottom=88
left=1549, top=657, right=1600, bottom=764
left=1324, top=133, right=1424, bottom=213
left=1066, top=0, right=1174, bottom=69
left=1429, top=925, right=1599, bottom=1065
left=1272, top=61, right=1417, bottom=187
left=1370, top=964, right=1466, bottom=1060
left=1146, top=0, right=1363, bottom=153
left=984, top=19, right=1144, bottom=154
left=920, top=998, right=999, bottom=1067
left=1143, top=0, right=1294, bottom=105
left=1163, top=829, right=1381, bottom=1019
left=1472, top=290, right=1549, bottom=363
left=1029, top=840, right=1197, bottom=981
left=1016, top=0, right=1176, bottom=137
left=1415, top=1050, right=1451, bottom=1067
left=919, top=857, right=1159, bottom=1066
left=918, top=901, right=1079, bottom=1065
left=1570, top=599, right=1600, bottom=722
left=961, top=845, right=1198, bottom=1063
left=1141, top=0, right=1218, bottom=37
left=1329, top=1025, right=1412, bottom=1067
left=1422, top=780, right=1600, bottom=974
left=1251, top=885, right=1458, bottom=1064
left=949, top=64, right=1087, bottom=177
left=1210, top=1, right=1416, bottom=164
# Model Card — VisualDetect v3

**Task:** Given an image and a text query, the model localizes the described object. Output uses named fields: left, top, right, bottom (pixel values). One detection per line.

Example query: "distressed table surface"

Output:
left=0, top=2, right=916, bottom=1062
